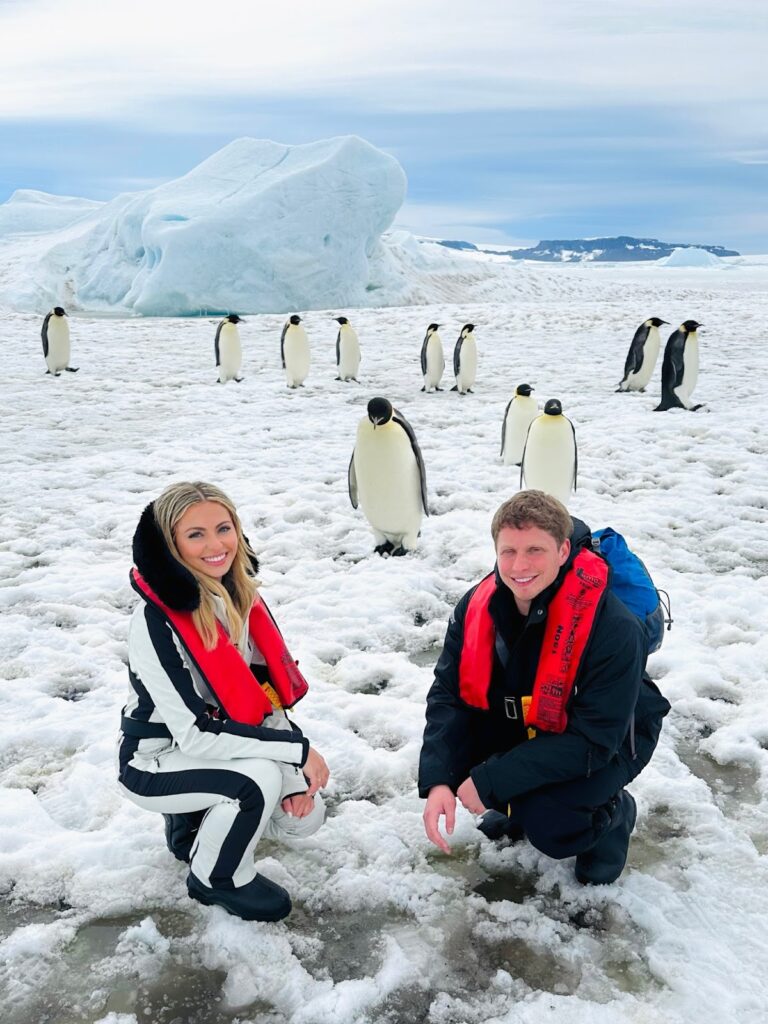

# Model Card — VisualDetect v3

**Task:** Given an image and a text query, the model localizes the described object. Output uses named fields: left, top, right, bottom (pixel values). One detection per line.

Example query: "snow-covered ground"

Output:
left=1, top=259, right=768, bottom=1024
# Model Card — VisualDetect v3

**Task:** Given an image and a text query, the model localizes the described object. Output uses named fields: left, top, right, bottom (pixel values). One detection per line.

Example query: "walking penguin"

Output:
left=281, top=315, right=310, bottom=388
left=451, top=323, right=477, bottom=394
left=41, top=307, right=78, bottom=375
left=655, top=320, right=704, bottom=411
left=214, top=315, right=244, bottom=383
left=420, top=323, right=444, bottom=392
left=334, top=316, right=361, bottom=382
left=520, top=399, right=577, bottom=505
left=348, top=397, right=429, bottom=556
left=500, top=384, right=538, bottom=465
left=617, top=317, right=668, bottom=392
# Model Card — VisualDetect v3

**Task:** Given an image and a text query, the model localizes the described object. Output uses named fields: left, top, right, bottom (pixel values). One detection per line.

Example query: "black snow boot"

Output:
left=575, top=791, right=637, bottom=885
left=477, top=809, right=525, bottom=843
left=187, top=872, right=292, bottom=922
left=163, top=812, right=204, bottom=863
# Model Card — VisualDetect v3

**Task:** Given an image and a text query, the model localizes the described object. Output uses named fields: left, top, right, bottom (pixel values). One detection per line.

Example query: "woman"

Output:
left=118, top=481, right=329, bottom=921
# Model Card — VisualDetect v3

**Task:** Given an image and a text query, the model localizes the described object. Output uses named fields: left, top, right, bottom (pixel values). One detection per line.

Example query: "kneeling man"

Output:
left=419, top=490, right=670, bottom=884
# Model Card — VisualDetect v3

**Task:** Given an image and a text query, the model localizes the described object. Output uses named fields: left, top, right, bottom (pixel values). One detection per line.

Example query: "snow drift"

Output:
left=0, top=136, right=407, bottom=316
left=660, top=246, right=724, bottom=268
left=0, top=190, right=103, bottom=238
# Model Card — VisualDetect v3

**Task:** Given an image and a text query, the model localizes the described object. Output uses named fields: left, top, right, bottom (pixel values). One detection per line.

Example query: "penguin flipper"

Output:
left=41, top=314, right=51, bottom=358
left=280, top=321, right=289, bottom=368
left=453, top=337, right=462, bottom=378
left=393, top=409, right=429, bottom=515
left=571, top=419, right=578, bottom=492
left=420, top=336, right=428, bottom=375
left=348, top=452, right=358, bottom=509
left=336, top=331, right=341, bottom=367
left=500, top=399, right=513, bottom=457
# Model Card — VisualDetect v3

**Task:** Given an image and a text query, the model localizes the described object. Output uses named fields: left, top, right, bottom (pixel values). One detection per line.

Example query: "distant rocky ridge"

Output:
left=435, top=235, right=740, bottom=262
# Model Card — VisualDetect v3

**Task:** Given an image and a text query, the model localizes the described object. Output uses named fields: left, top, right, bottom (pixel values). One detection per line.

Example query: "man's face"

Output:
left=495, top=524, right=570, bottom=614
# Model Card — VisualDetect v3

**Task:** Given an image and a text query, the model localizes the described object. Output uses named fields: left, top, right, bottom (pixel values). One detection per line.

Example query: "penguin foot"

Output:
left=374, top=541, right=395, bottom=556
left=335, top=376, right=342, bottom=381
left=45, top=370, right=51, bottom=375
left=390, top=546, right=408, bottom=557
left=54, top=372, right=61, bottom=377
left=467, top=388, right=474, bottom=394
left=450, top=385, right=458, bottom=391
left=235, top=377, right=244, bottom=383
left=65, top=366, right=79, bottom=372
left=420, top=386, right=426, bottom=392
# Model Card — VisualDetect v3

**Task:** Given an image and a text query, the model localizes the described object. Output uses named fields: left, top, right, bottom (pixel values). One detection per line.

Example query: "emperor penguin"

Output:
left=451, top=323, right=477, bottom=394
left=281, top=314, right=310, bottom=388
left=420, top=323, right=444, bottom=392
left=334, top=316, right=361, bottom=382
left=520, top=398, right=577, bottom=505
left=348, top=397, right=429, bottom=556
left=500, top=384, right=538, bottom=465
left=617, top=317, right=668, bottom=392
left=214, top=314, right=244, bottom=383
left=41, top=307, right=78, bottom=375
left=655, top=320, right=704, bottom=411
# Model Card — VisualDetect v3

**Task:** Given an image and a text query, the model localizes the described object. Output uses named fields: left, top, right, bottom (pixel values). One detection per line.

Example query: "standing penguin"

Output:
left=41, top=307, right=78, bottom=375
left=214, top=314, right=244, bottom=383
left=617, top=317, right=668, bottom=392
left=420, top=323, right=444, bottom=392
left=655, top=320, right=704, bottom=411
left=334, top=316, right=361, bottom=382
left=500, top=384, right=538, bottom=465
left=451, top=323, right=477, bottom=394
left=281, top=315, right=310, bottom=388
left=520, top=398, right=577, bottom=505
left=348, top=397, right=429, bottom=555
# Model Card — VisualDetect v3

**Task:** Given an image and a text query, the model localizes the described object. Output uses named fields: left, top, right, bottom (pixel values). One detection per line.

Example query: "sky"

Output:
left=1, top=0, right=767, bottom=252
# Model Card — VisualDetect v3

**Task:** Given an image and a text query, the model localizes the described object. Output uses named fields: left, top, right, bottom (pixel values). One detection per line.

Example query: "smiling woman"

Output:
left=117, top=480, right=330, bottom=922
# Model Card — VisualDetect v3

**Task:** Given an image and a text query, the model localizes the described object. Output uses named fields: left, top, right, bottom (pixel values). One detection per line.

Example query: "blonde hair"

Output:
left=153, top=481, right=258, bottom=650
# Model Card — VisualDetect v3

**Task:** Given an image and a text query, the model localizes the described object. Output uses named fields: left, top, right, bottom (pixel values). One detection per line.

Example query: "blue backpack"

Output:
left=591, top=527, right=671, bottom=654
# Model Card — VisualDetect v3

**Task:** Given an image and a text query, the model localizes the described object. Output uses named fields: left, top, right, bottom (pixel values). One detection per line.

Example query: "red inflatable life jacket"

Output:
left=458, top=549, right=608, bottom=733
left=131, top=569, right=308, bottom=725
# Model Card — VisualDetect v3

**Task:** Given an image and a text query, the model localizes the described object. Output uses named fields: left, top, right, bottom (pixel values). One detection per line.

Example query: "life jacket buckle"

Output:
left=504, top=697, right=518, bottom=720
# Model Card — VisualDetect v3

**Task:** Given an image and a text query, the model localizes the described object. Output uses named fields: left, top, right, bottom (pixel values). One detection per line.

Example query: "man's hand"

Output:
left=457, top=777, right=486, bottom=816
left=281, top=793, right=315, bottom=817
left=423, top=784, right=456, bottom=854
left=303, top=747, right=330, bottom=796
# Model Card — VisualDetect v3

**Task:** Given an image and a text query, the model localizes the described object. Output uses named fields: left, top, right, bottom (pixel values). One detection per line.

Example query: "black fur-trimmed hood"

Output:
left=131, top=501, right=259, bottom=612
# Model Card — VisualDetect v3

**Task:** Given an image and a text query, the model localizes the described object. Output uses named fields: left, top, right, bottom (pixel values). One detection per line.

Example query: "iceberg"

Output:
left=0, top=189, right=103, bottom=238
left=0, top=136, right=408, bottom=316
left=660, top=246, right=723, bottom=268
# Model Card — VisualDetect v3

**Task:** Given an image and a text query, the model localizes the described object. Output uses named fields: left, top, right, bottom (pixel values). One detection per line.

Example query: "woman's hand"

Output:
left=281, top=793, right=315, bottom=817
left=303, top=746, right=330, bottom=796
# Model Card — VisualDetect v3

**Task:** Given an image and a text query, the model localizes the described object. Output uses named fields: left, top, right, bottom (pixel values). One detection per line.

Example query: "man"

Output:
left=419, top=490, right=670, bottom=884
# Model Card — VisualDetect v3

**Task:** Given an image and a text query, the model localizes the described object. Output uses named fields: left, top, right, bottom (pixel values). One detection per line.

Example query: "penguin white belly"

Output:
left=629, top=329, right=660, bottom=390
left=338, top=328, right=360, bottom=380
left=354, top=425, right=423, bottom=545
left=424, top=338, right=444, bottom=390
left=678, top=336, right=699, bottom=406
left=218, top=325, right=242, bottom=382
left=285, top=333, right=310, bottom=387
left=456, top=338, right=477, bottom=393
left=522, top=420, right=576, bottom=505
left=503, top=398, right=537, bottom=465
left=46, top=319, right=70, bottom=373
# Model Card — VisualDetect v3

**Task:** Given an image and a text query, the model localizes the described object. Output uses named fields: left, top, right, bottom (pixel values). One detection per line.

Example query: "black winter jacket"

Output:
left=418, top=522, right=671, bottom=808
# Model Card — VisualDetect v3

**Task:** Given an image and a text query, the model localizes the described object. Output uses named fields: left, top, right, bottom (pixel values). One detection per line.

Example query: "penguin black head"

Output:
left=427, top=323, right=440, bottom=332
left=53, top=306, right=66, bottom=317
left=334, top=316, right=349, bottom=325
left=544, top=399, right=562, bottom=416
left=227, top=314, right=242, bottom=324
left=289, top=315, right=302, bottom=326
left=462, top=323, right=475, bottom=333
left=367, top=397, right=394, bottom=427
left=682, top=320, right=703, bottom=332
left=516, top=383, right=534, bottom=396
left=649, top=317, right=668, bottom=327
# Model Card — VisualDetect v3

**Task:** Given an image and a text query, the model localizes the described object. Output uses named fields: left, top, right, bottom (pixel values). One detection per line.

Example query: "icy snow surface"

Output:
left=0, top=190, right=104, bottom=238
left=0, top=137, right=407, bottom=317
left=1, top=257, right=768, bottom=1024
left=659, top=248, right=724, bottom=269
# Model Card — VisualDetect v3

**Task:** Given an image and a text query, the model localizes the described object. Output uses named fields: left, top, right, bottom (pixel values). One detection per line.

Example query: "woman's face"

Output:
left=174, top=501, right=238, bottom=579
